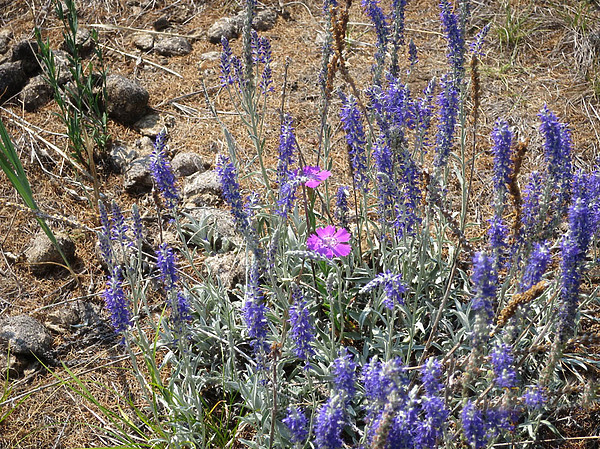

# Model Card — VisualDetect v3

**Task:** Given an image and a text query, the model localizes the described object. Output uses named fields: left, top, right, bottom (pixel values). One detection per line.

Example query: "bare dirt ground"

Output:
left=1, top=0, right=600, bottom=447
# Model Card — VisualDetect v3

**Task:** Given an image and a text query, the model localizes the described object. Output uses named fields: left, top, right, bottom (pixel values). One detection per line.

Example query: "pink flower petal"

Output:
left=316, top=225, right=335, bottom=238
left=307, top=225, right=352, bottom=258
left=332, top=243, right=351, bottom=257
left=307, top=234, right=321, bottom=252
left=334, top=227, right=351, bottom=243
left=302, top=166, right=331, bottom=189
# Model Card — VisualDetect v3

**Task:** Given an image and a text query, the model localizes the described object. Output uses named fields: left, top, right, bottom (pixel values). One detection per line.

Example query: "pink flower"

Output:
left=303, top=166, right=331, bottom=188
left=307, top=225, right=351, bottom=258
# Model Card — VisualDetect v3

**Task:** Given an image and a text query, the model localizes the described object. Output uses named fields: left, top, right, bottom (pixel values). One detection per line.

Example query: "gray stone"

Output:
left=153, top=16, right=170, bottom=31
left=0, top=30, right=13, bottom=55
left=183, top=207, right=240, bottom=251
left=205, top=252, right=245, bottom=290
left=105, top=74, right=149, bottom=125
left=132, top=33, right=154, bottom=51
left=207, top=17, right=239, bottom=44
left=0, top=315, right=52, bottom=356
left=134, top=113, right=165, bottom=138
left=20, top=74, right=53, bottom=111
left=172, top=152, right=205, bottom=177
left=252, top=8, right=278, bottom=31
left=154, top=36, right=192, bottom=57
left=135, top=135, right=155, bottom=156
left=63, top=27, right=94, bottom=56
left=109, top=141, right=139, bottom=174
left=52, top=49, right=74, bottom=85
left=25, top=231, right=76, bottom=274
left=232, top=8, right=278, bottom=32
left=11, top=40, right=40, bottom=75
left=124, top=156, right=153, bottom=194
left=44, top=306, right=80, bottom=334
left=0, top=61, right=27, bottom=105
left=200, top=51, right=221, bottom=61
left=0, top=351, right=27, bottom=378
left=183, top=170, right=222, bottom=206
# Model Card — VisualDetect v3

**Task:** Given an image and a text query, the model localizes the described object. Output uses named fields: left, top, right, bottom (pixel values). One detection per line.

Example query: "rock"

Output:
left=207, top=17, right=239, bottom=44
left=0, top=315, right=53, bottom=357
left=109, top=141, right=139, bottom=174
left=134, top=113, right=165, bottom=138
left=52, top=49, right=74, bottom=85
left=105, top=74, right=149, bottom=125
left=183, top=170, right=222, bottom=206
left=20, top=74, right=53, bottom=111
left=0, top=351, right=27, bottom=378
left=200, top=51, right=221, bottom=61
left=11, top=40, right=40, bottom=75
left=25, top=231, right=76, bottom=274
left=44, top=306, right=80, bottom=334
left=135, top=135, right=155, bottom=156
left=252, top=8, right=278, bottom=31
left=0, top=61, right=27, bottom=105
left=154, top=36, right=192, bottom=57
left=153, top=16, right=170, bottom=31
left=124, top=156, right=153, bottom=194
left=132, top=32, right=154, bottom=51
left=208, top=8, right=278, bottom=45
left=183, top=207, right=240, bottom=251
left=172, top=152, right=205, bottom=177
left=63, top=27, right=94, bottom=56
left=205, top=252, right=245, bottom=290
left=0, top=29, right=13, bottom=55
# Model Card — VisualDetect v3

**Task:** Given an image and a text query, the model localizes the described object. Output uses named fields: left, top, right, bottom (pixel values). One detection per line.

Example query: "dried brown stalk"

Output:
left=508, top=139, right=528, bottom=239
left=496, top=280, right=547, bottom=329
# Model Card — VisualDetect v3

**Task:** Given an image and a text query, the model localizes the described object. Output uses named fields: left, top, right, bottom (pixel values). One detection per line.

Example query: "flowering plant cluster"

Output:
left=93, top=0, right=600, bottom=448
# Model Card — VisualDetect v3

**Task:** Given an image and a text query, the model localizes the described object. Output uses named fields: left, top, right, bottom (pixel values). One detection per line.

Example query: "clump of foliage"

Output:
left=89, top=0, right=600, bottom=448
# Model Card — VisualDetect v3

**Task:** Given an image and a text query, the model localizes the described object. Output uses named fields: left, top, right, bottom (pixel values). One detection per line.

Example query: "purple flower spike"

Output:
left=521, top=241, right=550, bottom=291
left=361, top=270, right=407, bottom=310
left=307, top=225, right=351, bottom=258
left=335, top=186, right=350, bottom=230
left=217, top=155, right=251, bottom=235
left=103, top=266, right=131, bottom=335
left=156, top=243, right=179, bottom=290
left=461, top=401, right=488, bottom=449
left=491, top=119, right=513, bottom=196
left=490, top=342, right=517, bottom=389
left=314, top=395, right=345, bottom=449
left=362, top=0, right=388, bottom=51
left=439, top=0, right=465, bottom=77
left=110, top=201, right=129, bottom=244
left=332, top=348, right=357, bottom=400
left=340, top=93, right=369, bottom=192
left=283, top=407, right=309, bottom=444
left=277, top=115, right=296, bottom=185
left=523, top=385, right=546, bottom=409
left=434, top=73, right=459, bottom=170
left=471, top=252, right=497, bottom=321
left=289, top=285, right=315, bottom=365
left=538, top=105, right=573, bottom=211
left=150, top=131, right=179, bottom=210
left=558, top=172, right=593, bottom=342
left=416, top=358, right=448, bottom=448
left=220, top=36, right=234, bottom=86
left=244, top=262, right=269, bottom=354
left=98, top=201, right=113, bottom=264
left=303, top=166, right=331, bottom=188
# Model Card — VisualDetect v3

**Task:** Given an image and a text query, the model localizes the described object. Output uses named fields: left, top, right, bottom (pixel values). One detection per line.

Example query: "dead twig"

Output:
left=97, top=43, right=184, bottom=79
left=88, top=22, right=202, bottom=40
